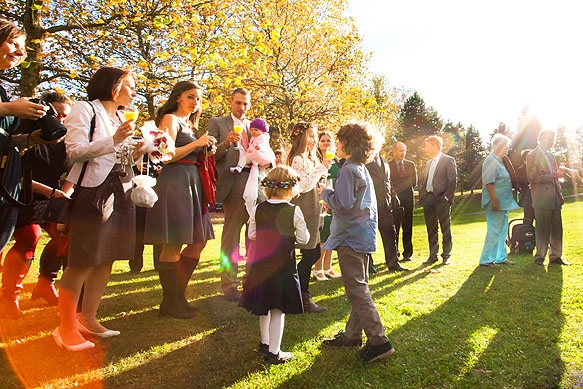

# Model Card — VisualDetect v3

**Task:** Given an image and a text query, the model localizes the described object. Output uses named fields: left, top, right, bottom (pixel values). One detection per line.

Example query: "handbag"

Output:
left=197, top=148, right=217, bottom=212
left=30, top=194, right=72, bottom=224
left=0, top=128, right=33, bottom=206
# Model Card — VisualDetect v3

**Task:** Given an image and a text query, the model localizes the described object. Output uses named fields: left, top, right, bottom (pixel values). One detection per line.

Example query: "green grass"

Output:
left=1, top=192, right=583, bottom=388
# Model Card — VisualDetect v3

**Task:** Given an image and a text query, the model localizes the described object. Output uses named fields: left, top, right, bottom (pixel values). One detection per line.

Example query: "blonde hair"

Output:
left=261, top=165, right=300, bottom=199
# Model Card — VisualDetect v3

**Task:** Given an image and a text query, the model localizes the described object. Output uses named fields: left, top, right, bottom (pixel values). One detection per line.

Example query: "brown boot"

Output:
left=0, top=256, right=32, bottom=319
left=302, top=291, right=326, bottom=313
left=31, top=275, right=59, bottom=306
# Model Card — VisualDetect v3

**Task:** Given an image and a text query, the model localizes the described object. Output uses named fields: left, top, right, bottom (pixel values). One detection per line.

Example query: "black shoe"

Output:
left=400, top=257, right=412, bottom=262
left=322, top=331, right=362, bottom=347
left=257, top=342, right=269, bottom=357
left=534, top=259, right=546, bottom=266
left=423, top=257, right=438, bottom=265
left=264, top=351, right=294, bottom=364
left=223, top=288, right=241, bottom=301
left=442, top=258, right=451, bottom=265
left=357, top=341, right=395, bottom=363
left=388, top=263, right=410, bottom=272
left=550, top=258, right=570, bottom=266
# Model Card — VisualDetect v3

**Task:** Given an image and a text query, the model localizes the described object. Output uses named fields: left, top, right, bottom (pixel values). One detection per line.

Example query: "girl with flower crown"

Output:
left=286, top=121, right=330, bottom=312
left=239, top=165, right=308, bottom=364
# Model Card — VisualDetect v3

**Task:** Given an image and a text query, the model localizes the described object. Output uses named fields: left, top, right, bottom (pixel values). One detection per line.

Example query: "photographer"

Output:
left=1, top=92, right=72, bottom=318
left=0, top=19, right=69, bottom=318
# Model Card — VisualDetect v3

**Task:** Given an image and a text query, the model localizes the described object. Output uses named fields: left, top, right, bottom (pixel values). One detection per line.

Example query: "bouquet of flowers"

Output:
left=138, top=121, right=176, bottom=163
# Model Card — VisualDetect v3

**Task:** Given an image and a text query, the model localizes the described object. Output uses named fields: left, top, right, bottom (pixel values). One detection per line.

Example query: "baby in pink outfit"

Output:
left=230, top=118, right=275, bottom=173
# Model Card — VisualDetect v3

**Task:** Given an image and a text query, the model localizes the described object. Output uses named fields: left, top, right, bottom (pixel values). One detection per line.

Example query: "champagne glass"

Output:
left=233, top=124, right=243, bottom=134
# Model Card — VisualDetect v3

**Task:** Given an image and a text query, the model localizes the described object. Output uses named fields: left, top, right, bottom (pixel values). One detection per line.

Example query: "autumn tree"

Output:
left=218, top=0, right=369, bottom=149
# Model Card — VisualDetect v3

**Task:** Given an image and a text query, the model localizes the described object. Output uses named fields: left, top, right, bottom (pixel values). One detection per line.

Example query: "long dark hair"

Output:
left=155, top=81, right=203, bottom=128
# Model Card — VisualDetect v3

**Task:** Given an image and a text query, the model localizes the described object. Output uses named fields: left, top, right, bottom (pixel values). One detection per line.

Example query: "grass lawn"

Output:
left=1, top=191, right=583, bottom=388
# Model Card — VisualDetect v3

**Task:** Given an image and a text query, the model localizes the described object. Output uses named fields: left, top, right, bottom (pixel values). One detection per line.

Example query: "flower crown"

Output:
left=261, top=176, right=300, bottom=189
left=290, top=121, right=310, bottom=141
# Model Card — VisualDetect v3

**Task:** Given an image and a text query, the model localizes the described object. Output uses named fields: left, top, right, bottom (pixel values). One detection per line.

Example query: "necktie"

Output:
left=398, top=162, right=404, bottom=177
left=426, top=158, right=436, bottom=192
left=240, top=122, right=249, bottom=149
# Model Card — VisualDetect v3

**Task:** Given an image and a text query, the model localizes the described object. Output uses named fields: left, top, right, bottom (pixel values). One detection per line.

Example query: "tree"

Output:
left=398, top=91, right=443, bottom=169
left=212, top=0, right=370, bottom=150
left=456, top=125, right=487, bottom=194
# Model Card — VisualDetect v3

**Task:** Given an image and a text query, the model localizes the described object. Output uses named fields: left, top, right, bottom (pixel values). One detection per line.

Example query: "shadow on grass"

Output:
left=0, top=245, right=568, bottom=388
left=282, top=261, right=566, bottom=388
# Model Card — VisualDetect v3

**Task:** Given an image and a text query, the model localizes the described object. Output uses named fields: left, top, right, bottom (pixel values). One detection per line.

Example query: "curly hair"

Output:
left=336, top=122, right=380, bottom=164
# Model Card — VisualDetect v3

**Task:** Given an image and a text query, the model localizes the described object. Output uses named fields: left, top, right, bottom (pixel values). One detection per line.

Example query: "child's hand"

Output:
left=316, top=182, right=326, bottom=195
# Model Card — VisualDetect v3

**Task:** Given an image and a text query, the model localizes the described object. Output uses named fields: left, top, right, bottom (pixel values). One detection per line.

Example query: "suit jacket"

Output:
left=207, top=115, right=250, bottom=202
left=526, top=146, right=563, bottom=210
left=388, top=158, right=417, bottom=205
left=418, top=153, right=457, bottom=204
left=365, top=154, right=393, bottom=212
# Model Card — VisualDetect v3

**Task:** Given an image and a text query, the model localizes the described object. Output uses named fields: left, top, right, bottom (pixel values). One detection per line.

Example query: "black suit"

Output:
left=389, top=158, right=417, bottom=260
left=365, top=155, right=399, bottom=268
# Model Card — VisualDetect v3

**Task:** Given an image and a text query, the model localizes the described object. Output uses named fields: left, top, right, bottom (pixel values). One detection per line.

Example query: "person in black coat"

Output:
left=388, top=142, right=417, bottom=262
left=365, top=154, right=408, bottom=272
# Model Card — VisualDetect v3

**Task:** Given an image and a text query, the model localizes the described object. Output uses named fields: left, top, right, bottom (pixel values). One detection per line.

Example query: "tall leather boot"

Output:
left=0, top=256, right=32, bottom=319
left=31, top=238, right=62, bottom=305
left=158, top=261, right=194, bottom=319
left=31, top=275, right=59, bottom=306
left=177, top=255, right=199, bottom=312
left=302, top=291, right=326, bottom=313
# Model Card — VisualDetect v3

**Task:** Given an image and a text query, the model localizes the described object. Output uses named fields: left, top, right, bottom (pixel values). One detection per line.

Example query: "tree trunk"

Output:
left=20, top=0, right=45, bottom=96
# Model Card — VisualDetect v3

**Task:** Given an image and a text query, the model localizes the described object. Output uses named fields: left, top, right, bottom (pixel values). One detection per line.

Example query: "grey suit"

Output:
left=526, top=146, right=563, bottom=262
left=418, top=153, right=457, bottom=261
left=208, top=115, right=250, bottom=292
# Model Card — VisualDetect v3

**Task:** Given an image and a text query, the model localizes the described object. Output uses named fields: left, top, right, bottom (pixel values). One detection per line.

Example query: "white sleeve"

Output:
left=294, top=206, right=310, bottom=245
left=291, top=156, right=328, bottom=193
left=247, top=205, right=257, bottom=240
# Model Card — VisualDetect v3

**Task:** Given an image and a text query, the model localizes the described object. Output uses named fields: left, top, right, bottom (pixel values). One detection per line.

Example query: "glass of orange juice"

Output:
left=123, top=105, right=139, bottom=124
left=325, top=146, right=335, bottom=161
left=233, top=124, right=243, bottom=134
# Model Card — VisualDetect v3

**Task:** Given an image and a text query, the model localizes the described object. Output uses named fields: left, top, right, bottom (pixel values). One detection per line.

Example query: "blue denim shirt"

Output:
left=481, top=152, right=519, bottom=210
left=321, top=158, right=377, bottom=253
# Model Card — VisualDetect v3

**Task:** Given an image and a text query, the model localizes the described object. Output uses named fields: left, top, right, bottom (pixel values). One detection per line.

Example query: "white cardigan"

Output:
left=65, top=100, right=118, bottom=188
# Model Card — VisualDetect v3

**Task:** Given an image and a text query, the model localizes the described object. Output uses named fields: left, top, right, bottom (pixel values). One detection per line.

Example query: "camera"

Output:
left=17, top=98, right=67, bottom=141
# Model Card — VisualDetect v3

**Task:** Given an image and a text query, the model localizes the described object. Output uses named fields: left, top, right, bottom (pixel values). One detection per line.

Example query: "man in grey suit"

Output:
left=526, top=129, right=569, bottom=266
left=418, top=135, right=457, bottom=265
left=208, top=88, right=252, bottom=301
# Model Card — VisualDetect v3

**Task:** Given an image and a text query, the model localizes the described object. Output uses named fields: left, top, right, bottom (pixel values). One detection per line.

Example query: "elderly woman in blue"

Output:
left=479, top=134, right=519, bottom=267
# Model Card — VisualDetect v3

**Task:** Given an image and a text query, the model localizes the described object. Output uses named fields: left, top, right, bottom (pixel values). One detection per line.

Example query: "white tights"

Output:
left=259, top=309, right=285, bottom=354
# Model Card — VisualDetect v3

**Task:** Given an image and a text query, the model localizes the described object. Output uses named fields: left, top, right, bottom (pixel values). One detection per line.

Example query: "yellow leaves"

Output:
left=88, top=55, right=101, bottom=63
left=68, top=69, right=79, bottom=78
left=29, top=39, right=42, bottom=45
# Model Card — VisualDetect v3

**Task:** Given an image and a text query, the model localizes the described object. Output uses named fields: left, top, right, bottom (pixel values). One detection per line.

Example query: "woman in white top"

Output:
left=54, top=67, right=142, bottom=351
left=287, top=122, right=330, bottom=312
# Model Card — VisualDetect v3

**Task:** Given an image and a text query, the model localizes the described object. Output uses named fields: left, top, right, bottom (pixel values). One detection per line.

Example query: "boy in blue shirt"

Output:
left=318, top=122, right=394, bottom=363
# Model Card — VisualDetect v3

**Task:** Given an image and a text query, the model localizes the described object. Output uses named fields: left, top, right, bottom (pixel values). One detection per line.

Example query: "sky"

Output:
left=347, top=0, right=583, bottom=139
